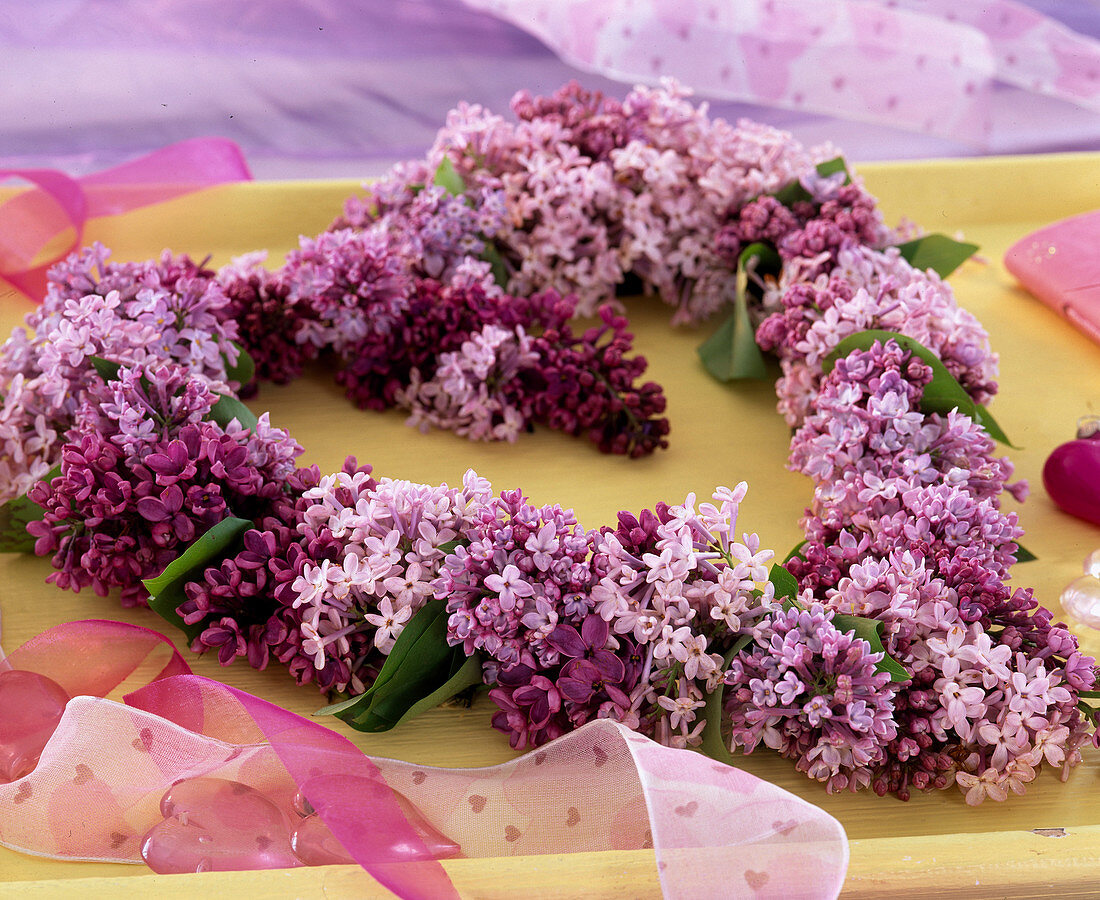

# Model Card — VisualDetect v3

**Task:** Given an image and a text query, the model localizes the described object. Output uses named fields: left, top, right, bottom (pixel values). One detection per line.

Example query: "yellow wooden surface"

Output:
left=2, top=153, right=1100, bottom=896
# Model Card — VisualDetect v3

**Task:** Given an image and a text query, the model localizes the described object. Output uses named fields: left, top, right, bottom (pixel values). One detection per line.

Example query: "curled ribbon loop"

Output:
left=0, top=138, right=251, bottom=300
left=0, top=620, right=848, bottom=899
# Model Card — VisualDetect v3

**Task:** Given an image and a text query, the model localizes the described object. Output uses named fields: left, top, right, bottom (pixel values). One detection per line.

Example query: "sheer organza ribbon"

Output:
left=465, top=0, right=1100, bottom=146
left=0, top=619, right=849, bottom=898
left=0, top=138, right=251, bottom=300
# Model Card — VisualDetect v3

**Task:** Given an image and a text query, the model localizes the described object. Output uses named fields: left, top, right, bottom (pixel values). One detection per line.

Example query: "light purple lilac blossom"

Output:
left=0, top=244, right=240, bottom=502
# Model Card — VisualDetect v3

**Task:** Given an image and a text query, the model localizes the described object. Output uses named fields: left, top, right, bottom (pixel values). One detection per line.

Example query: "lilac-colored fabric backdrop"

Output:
left=0, top=0, right=1098, bottom=178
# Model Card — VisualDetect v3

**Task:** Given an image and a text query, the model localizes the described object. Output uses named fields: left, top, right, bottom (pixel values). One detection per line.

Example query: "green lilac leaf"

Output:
left=142, top=517, right=252, bottom=641
left=773, top=156, right=851, bottom=206
left=831, top=613, right=910, bottom=683
left=433, top=157, right=466, bottom=197
left=209, top=394, right=260, bottom=431
left=815, top=157, right=851, bottom=182
left=741, top=241, right=782, bottom=286
left=0, top=464, right=61, bottom=553
left=1014, top=543, right=1037, bottom=563
left=768, top=562, right=800, bottom=604
left=701, top=682, right=735, bottom=766
left=384, top=653, right=483, bottom=729
left=701, top=634, right=752, bottom=766
left=481, top=243, right=509, bottom=288
left=896, top=233, right=979, bottom=279
left=823, top=329, right=1013, bottom=447
left=317, top=598, right=480, bottom=732
left=90, top=356, right=123, bottom=383
left=697, top=243, right=777, bottom=381
left=224, top=342, right=255, bottom=388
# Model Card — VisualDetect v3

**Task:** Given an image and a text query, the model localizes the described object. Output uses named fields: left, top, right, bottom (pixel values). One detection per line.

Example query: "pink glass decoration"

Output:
left=140, top=777, right=301, bottom=874
left=291, top=786, right=461, bottom=866
left=0, top=669, right=70, bottom=783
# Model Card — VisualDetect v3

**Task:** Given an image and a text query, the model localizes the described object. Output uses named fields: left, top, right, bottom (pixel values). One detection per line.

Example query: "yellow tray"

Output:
left=2, top=153, right=1100, bottom=897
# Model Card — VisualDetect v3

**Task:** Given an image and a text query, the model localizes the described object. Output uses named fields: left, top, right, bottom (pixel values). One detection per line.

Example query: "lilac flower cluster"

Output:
left=336, top=168, right=507, bottom=285
left=352, top=80, right=828, bottom=323
left=755, top=244, right=997, bottom=428
left=586, top=487, right=782, bottom=750
left=278, top=231, right=670, bottom=456
left=0, top=244, right=241, bottom=502
left=188, top=468, right=495, bottom=693
left=784, top=340, right=1095, bottom=801
left=438, top=480, right=890, bottom=775
left=26, top=362, right=302, bottom=606
left=723, top=603, right=897, bottom=794
left=216, top=252, right=318, bottom=391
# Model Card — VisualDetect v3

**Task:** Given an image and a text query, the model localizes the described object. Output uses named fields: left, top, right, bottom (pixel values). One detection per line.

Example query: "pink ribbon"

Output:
left=0, top=620, right=849, bottom=898
left=0, top=138, right=251, bottom=300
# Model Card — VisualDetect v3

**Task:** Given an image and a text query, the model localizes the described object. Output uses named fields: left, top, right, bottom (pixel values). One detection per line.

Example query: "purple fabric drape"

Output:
left=1, top=1, right=1098, bottom=178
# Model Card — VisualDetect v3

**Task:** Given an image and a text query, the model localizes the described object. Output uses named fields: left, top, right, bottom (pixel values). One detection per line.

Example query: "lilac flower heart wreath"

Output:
left=1, top=81, right=1097, bottom=806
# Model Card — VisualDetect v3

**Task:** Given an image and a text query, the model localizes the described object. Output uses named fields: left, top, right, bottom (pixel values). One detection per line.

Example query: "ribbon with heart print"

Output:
left=465, top=0, right=1100, bottom=147
left=0, top=620, right=848, bottom=898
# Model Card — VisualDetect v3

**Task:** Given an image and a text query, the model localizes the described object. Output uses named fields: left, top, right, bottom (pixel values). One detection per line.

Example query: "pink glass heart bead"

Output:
left=1061, top=575, right=1100, bottom=629
left=0, top=669, right=70, bottom=783
left=141, top=777, right=301, bottom=874
left=1043, top=421, right=1100, bottom=526
left=291, top=784, right=461, bottom=866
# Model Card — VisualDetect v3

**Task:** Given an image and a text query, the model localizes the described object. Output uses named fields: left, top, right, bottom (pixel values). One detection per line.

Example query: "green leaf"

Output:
left=224, top=342, right=255, bottom=388
left=831, top=613, right=910, bottom=683
left=1013, top=543, right=1037, bottom=563
left=697, top=243, right=777, bottom=381
left=896, top=233, right=979, bottom=279
left=740, top=242, right=782, bottom=286
left=768, top=562, right=800, bottom=605
left=209, top=394, right=259, bottom=431
left=0, top=465, right=61, bottom=553
left=317, top=598, right=482, bottom=732
left=433, top=157, right=466, bottom=197
left=700, top=634, right=752, bottom=766
left=90, top=356, right=123, bottom=383
left=773, top=157, right=850, bottom=206
left=142, top=517, right=252, bottom=640
left=481, top=243, right=509, bottom=288
left=823, top=329, right=1013, bottom=446
left=389, top=653, right=483, bottom=727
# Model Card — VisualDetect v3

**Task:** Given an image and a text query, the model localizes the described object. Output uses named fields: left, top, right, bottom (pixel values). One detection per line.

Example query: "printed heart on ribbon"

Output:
left=290, top=783, right=461, bottom=866
left=745, top=869, right=770, bottom=890
left=0, top=669, right=70, bottom=783
left=140, top=778, right=301, bottom=874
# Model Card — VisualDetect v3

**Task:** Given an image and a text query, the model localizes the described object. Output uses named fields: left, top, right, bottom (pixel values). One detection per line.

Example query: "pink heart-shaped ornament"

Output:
left=1043, top=437, right=1100, bottom=526
left=140, top=778, right=300, bottom=874
left=0, top=669, right=70, bottom=783
left=290, top=782, right=461, bottom=866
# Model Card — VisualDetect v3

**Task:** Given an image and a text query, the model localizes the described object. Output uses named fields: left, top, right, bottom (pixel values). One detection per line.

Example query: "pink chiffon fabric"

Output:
left=2, top=1, right=1099, bottom=181
left=0, top=138, right=251, bottom=300
left=0, top=620, right=849, bottom=898
left=467, top=0, right=1100, bottom=148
